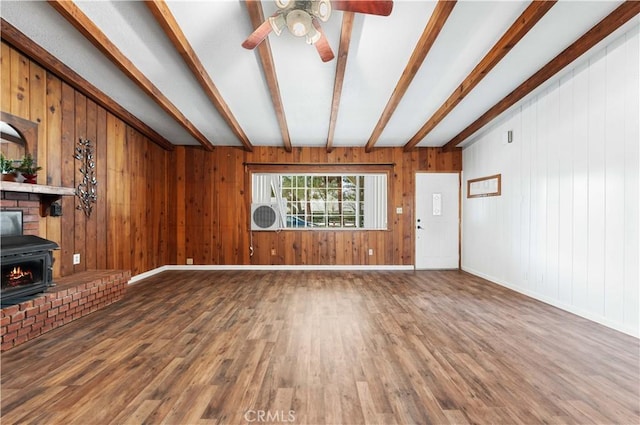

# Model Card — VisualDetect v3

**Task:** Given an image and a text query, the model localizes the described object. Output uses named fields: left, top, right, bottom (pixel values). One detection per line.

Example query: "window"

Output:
left=252, top=173, right=387, bottom=230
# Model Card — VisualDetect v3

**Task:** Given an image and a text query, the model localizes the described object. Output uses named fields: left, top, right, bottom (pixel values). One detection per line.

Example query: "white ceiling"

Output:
left=1, top=1, right=636, bottom=151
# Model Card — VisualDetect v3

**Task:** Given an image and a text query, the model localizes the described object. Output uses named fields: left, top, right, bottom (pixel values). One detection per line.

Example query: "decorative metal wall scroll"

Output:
left=74, top=138, right=97, bottom=217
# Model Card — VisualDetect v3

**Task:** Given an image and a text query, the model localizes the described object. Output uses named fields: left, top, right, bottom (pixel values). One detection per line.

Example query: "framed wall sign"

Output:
left=467, top=174, right=501, bottom=198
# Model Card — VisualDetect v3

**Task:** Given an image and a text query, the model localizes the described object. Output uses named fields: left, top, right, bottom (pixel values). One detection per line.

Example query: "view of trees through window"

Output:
left=282, top=175, right=364, bottom=228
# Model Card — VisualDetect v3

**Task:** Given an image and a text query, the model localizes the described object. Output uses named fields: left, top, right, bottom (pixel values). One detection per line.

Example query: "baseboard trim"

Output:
left=129, top=264, right=415, bottom=284
left=128, top=266, right=170, bottom=284
left=461, top=266, right=639, bottom=339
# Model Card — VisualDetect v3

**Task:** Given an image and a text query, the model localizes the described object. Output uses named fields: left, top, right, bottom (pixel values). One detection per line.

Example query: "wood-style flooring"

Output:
left=1, top=270, right=638, bottom=424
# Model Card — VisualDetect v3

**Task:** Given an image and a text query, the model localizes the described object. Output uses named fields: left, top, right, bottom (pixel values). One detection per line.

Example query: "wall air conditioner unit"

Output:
left=251, top=203, right=280, bottom=231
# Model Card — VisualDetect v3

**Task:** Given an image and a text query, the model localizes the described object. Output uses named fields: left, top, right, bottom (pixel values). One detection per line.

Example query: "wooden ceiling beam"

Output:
left=145, top=0, right=253, bottom=152
left=0, top=18, right=175, bottom=151
left=47, top=0, right=215, bottom=151
left=326, top=12, right=354, bottom=153
left=364, top=0, right=456, bottom=153
left=244, top=0, right=292, bottom=153
left=442, top=0, right=640, bottom=151
left=404, top=0, right=556, bottom=152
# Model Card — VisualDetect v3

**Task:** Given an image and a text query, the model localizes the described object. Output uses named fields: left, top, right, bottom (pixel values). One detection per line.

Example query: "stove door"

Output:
left=1, top=252, right=50, bottom=303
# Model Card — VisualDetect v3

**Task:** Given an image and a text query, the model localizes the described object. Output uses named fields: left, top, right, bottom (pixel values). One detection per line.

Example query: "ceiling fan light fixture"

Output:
left=269, top=13, right=286, bottom=36
left=275, top=0, right=292, bottom=9
left=286, top=9, right=312, bottom=37
left=305, top=26, right=321, bottom=44
left=311, top=0, right=331, bottom=22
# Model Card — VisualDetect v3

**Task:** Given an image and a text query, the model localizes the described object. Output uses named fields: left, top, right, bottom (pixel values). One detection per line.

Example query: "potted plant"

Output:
left=17, top=153, right=42, bottom=184
left=0, top=153, right=17, bottom=182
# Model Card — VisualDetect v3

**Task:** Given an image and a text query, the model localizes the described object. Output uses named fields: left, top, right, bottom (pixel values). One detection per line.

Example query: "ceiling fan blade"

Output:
left=312, top=19, right=335, bottom=62
left=242, top=19, right=273, bottom=49
left=332, top=0, right=393, bottom=16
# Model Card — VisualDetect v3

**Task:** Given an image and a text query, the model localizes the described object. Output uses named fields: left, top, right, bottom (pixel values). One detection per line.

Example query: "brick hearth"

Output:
left=1, top=270, right=130, bottom=351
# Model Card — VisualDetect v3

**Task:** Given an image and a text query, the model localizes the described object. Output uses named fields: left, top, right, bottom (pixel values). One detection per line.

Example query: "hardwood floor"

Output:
left=1, top=270, right=638, bottom=424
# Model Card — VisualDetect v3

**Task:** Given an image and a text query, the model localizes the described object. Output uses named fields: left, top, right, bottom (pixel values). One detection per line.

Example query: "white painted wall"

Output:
left=461, top=24, right=639, bottom=337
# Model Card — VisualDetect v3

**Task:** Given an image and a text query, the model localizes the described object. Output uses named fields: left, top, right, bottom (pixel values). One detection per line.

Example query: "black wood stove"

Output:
left=1, top=211, right=59, bottom=305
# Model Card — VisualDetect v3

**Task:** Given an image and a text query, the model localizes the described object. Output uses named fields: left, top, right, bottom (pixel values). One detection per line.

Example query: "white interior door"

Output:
left=415, top=172, right=460, bottom=269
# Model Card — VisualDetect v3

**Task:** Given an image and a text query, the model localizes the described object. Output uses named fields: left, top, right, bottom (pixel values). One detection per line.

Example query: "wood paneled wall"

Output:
left=2, top=40, right=461, bottom=273
left=175, top=146, right=461, bottom=266
left=1, top=42, right=174, bottom=278
left=461, top=27, right=639, bottom=336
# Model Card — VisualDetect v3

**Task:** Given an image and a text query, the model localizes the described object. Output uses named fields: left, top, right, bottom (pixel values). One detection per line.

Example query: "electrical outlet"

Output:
left=271, top=249, right=276, bottom=255
left=73, top=253, right=80, bottom=265
left=186, top=258, right=194, bottom=265
left=368, top=248, right=374, bottom=256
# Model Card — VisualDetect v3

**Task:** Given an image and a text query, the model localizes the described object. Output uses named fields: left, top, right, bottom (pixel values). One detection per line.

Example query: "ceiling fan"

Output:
left=242, top=0, right=393, bottom=62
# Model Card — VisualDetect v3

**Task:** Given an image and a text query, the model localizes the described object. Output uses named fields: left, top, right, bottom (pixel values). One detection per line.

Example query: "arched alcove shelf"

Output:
left=0, top=111, right=38, bottom=163
left=1, top=111, right=75, bottom=217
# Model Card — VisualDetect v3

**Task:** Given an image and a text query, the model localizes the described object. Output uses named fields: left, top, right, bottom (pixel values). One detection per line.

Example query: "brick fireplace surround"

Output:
left=1, top=190, right=131, bottom=351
